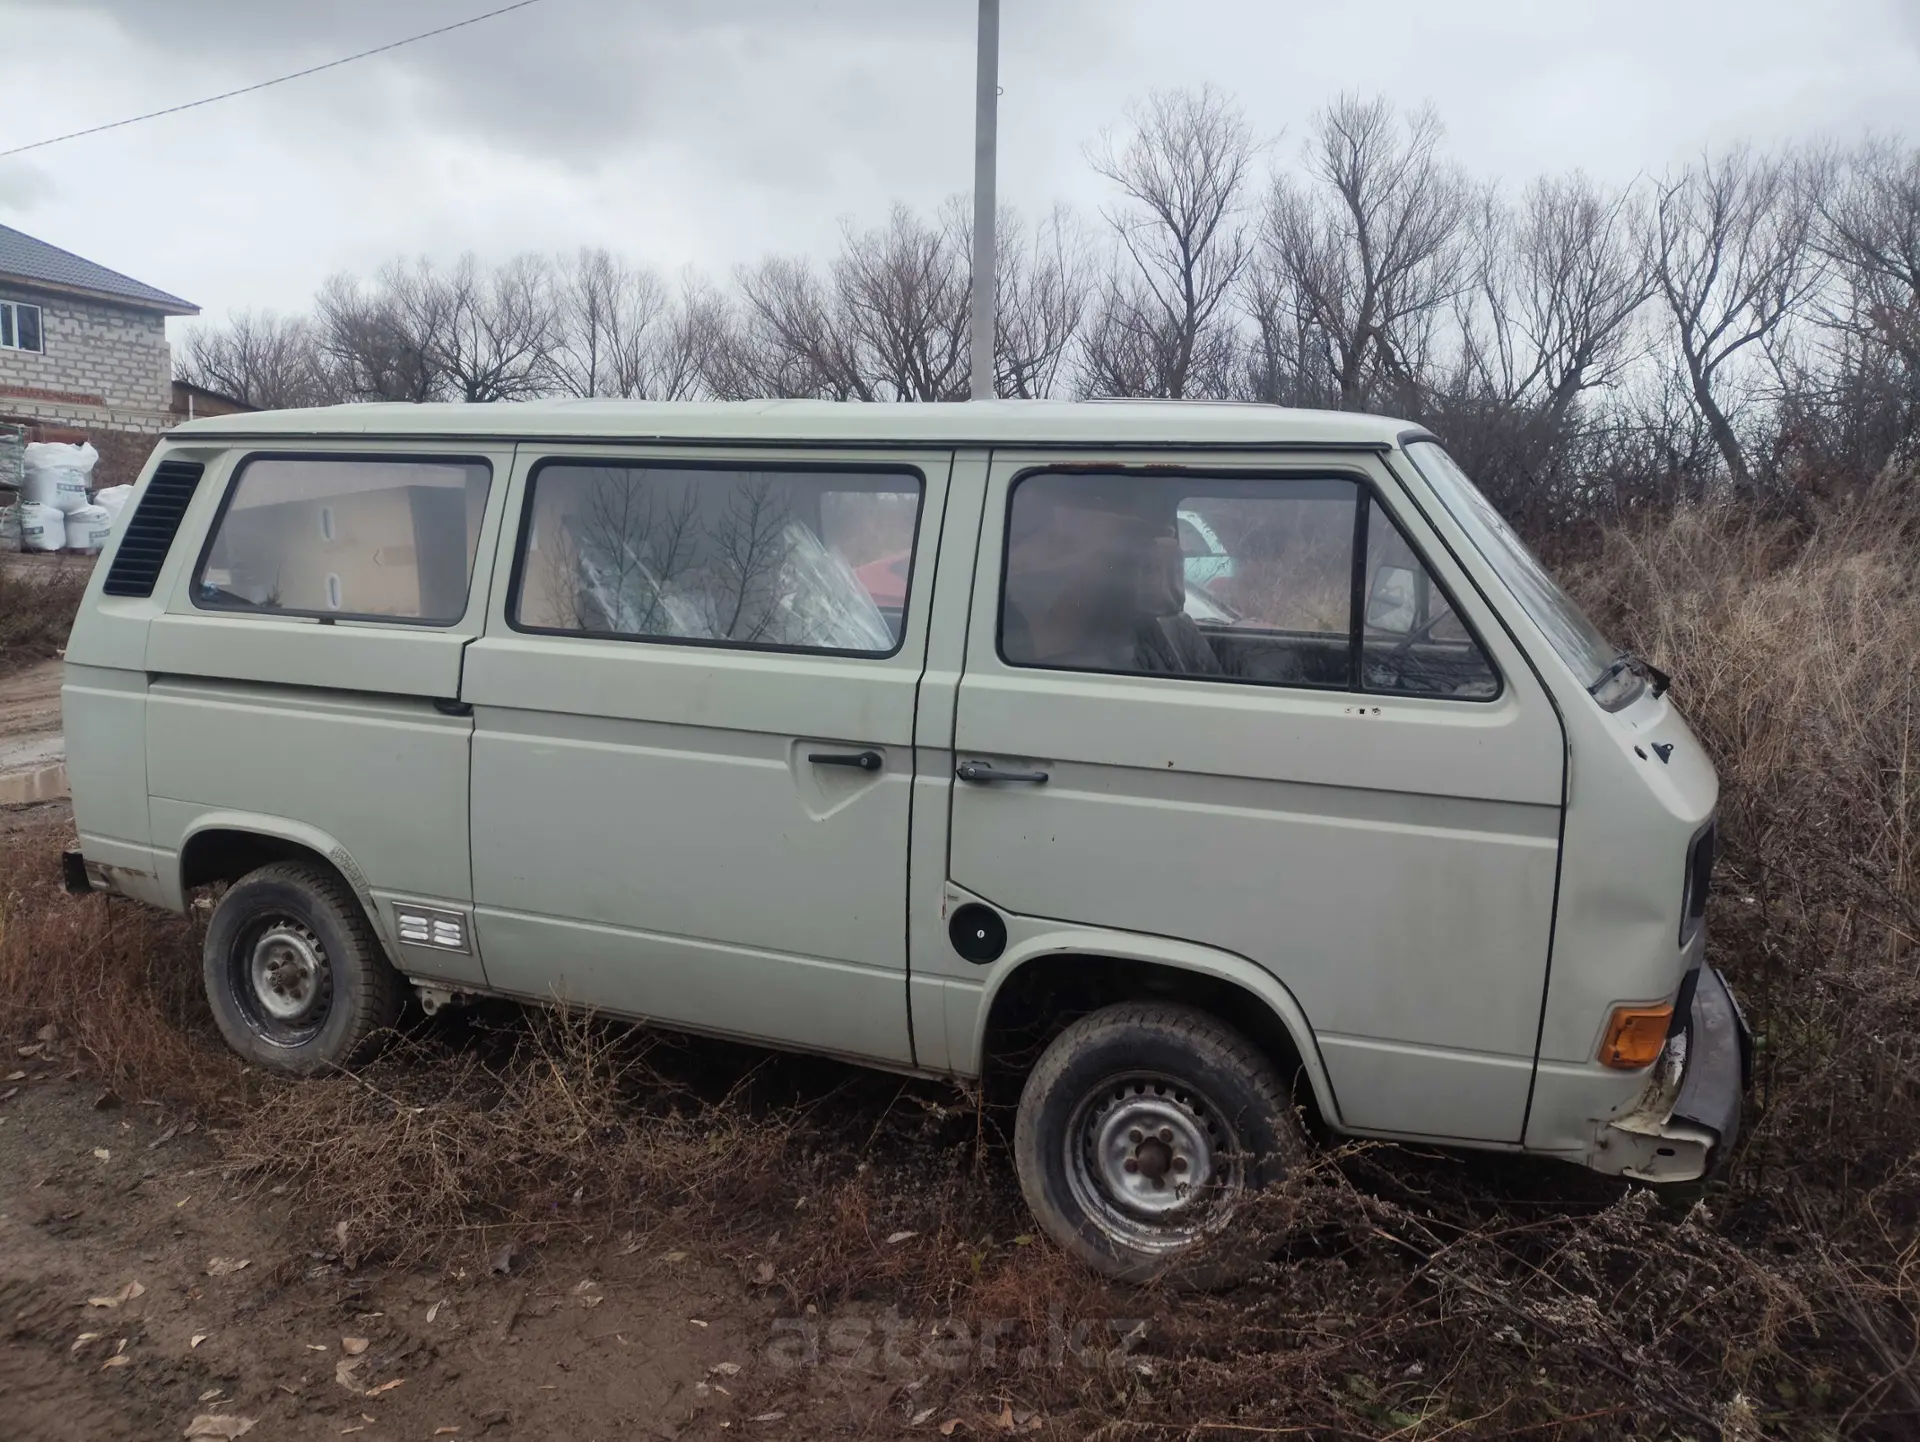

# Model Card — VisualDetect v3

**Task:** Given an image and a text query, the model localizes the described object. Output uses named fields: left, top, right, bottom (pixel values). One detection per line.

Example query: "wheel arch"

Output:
left=970, top=927, right=1344, bottom=1132
left=171, top=812, right=396, bottom=960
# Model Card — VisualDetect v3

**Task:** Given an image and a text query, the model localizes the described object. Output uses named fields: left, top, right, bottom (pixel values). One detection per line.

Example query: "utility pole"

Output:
left=969, top=0, right=999, bottom=401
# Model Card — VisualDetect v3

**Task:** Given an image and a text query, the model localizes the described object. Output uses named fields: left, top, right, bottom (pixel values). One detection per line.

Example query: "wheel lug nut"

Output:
left=1158, top=1128, right=1173, bottom=1143
left=1129, top=1129, right=1143, bottom=1145
left=1123, top=1158, right=1138, bottom=1173
left=1173, top=1156, right=1188, bottom=1173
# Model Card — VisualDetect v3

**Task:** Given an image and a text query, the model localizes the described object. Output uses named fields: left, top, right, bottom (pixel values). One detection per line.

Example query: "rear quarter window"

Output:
left=194, top=456, right=492, bottom=625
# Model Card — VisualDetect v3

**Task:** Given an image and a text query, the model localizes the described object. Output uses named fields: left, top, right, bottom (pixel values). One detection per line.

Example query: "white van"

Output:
left=60, top=400, right=1747, bottom=1283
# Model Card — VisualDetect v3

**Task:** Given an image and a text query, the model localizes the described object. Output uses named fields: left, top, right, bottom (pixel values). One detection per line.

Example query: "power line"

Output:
left=0, top=0, right=551, bottom=160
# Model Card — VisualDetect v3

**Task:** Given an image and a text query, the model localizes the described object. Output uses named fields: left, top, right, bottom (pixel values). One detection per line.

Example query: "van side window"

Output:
left=511, top=462, right=923, bottom=657
left=195, top=457, right=491, bottom=625
left=1000, top=471, right=1497, bottom=700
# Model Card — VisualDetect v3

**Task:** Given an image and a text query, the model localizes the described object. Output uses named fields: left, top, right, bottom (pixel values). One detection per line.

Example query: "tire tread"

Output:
left=1013, top=1000, right=1299, bottom=1287
left=203, top=860, right=403, bottom=1073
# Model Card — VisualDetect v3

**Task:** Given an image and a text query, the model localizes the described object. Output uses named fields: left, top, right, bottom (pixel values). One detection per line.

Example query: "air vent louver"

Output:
left=101, top=460, right=205, bottom=598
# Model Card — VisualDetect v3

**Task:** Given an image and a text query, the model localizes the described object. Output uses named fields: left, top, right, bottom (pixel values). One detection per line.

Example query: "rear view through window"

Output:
left=512, top=462, right=922, bottom=656
left=195, top=457, right=491, bottom=624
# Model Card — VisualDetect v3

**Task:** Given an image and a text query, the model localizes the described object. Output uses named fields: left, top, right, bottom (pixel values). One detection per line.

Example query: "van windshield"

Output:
left=1403, top=441, right=1635, bottom=704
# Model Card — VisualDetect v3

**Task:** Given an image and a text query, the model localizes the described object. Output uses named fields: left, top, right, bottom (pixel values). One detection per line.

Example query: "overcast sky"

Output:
left=2, top=0, right=1917, bottom=341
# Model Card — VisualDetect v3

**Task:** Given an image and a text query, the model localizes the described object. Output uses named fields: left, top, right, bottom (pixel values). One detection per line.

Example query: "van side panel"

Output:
left=144, top=678, right=474, bottom=900
left=144, top=679, right=485, bottom=987
left=62, top=443, right=201, bottom=888
left=62, top=662, right=151, bottom=853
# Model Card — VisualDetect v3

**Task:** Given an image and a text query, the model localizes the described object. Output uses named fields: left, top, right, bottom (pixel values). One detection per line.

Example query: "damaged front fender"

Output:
left=1593, top=967, right=1750, bottom=1184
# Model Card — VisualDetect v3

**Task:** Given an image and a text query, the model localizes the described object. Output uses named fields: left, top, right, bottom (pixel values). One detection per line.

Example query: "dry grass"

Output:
left=0, top=557, right=90, bottom=675
left=223, top=1014, right=807, bottom=1269
left=4, top=480, right=1920, bottom=1435
left=0, top=825, right=239, bottom=1109
left=1567, top=475, right=1920, bottom=1190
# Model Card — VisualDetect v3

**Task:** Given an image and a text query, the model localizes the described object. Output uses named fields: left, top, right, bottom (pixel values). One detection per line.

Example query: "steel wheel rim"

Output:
left=233, top=918, right=333, bottom=1045
left=1063, top=1070, right=1244, bottom=1257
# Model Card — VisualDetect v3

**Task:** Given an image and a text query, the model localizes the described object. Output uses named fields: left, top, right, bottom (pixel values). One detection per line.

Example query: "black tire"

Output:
left=1013, top=1001, right=1302, bottom=1287
left=202, top=861, right=404, bottom=1075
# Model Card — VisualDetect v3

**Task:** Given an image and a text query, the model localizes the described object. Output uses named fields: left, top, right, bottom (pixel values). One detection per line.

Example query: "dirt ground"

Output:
left=0, top=803, right=1104, bottom=1442
left=0, top=1074, right=812, bottom=1442
left=0, top=658, right=64, bottom=769
left=0, top=550, right=87, bottom=802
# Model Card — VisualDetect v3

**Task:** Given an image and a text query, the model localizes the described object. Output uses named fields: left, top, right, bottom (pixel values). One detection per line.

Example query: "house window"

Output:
left=0, top=301, right=44, bottom=354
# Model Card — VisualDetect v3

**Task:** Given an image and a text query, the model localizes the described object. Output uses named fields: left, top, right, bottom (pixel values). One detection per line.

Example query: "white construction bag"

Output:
left=22, top=441, right=98, bottom=514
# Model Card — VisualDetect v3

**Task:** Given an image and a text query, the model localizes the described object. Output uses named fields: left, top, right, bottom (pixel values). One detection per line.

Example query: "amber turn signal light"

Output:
left=1599, top=1005, right=1673, bottom=1069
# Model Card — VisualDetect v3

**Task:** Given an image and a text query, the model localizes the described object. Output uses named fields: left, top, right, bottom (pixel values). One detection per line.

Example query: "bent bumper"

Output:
left=1596, top=967, right=1752, bottom=1183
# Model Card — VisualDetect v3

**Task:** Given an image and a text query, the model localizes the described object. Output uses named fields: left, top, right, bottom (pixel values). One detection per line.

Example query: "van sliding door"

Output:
left=461, top=446, right=953, bottom=1066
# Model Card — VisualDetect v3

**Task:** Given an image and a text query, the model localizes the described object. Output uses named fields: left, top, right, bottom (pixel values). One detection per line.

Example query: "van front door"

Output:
left=461, top=449, right=950, bottom=1067
left=944, top=453, right=1565, bottom=1142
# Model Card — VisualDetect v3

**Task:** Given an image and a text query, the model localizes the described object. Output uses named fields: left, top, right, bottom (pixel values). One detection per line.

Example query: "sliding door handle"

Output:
left=956, top=760, right=1049, bottom=785
left=808, top=750, right=884, bottom=772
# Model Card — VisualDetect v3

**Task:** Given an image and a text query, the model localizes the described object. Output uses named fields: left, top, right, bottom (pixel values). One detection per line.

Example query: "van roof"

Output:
left=166, top=398, right=1418, bottom=450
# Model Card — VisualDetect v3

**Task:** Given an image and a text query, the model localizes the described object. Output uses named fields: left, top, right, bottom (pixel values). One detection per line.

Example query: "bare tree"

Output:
left=834, top=203, right=971, bottom=401
left=1653, top=147, right=1827, bottom=493
left=552, top=250, right=719, bottom=401
left=177, top=310, right=335, bottom=409
left=651, top=275, right=728, bottom=402
left=167, top=84, right=1920, bottom=531
left=1820, top=141, right=1920, bottom=415
left=1253, top=96, right=1471, bottom=411
left=720, top=204, right=980, bottom=402
left=1080, top=85, right=1256, bottom=398
left=434, top=253, right=559, bottom=403
left=556, top=248, right=658, bottom=398
left=1455, top=174, right=1654, bottom=425
left=724, top=255, right=869, bottom=400
left=994, top=204, right=1092, bottom=398
left=313, top=264, right=446, bottom=403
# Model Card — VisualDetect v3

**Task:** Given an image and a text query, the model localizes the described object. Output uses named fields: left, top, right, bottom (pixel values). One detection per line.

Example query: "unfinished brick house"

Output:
left=0, top=221, right=199, bottom=485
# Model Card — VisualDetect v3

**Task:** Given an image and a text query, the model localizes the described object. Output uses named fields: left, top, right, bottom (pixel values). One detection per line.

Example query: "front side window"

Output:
left=1000, top=470, right=1497, bottom=700
left=512, top=461, right=923, bottom=657
left=1403, top=441, right=1632, bottom=705
left=195, top=456, right=492, bottom=624
left=0, top=300, right=44, bottom=353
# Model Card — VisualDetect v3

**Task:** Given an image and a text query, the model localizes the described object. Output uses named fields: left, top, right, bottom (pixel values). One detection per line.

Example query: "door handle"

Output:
left=808, top=750, right=884, bottom=772
left=956, top=760, right=1049, bottom=785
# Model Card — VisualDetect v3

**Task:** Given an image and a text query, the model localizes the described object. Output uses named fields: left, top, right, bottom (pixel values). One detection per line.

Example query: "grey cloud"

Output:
left=0, top=158, right=58, bottom=213
left=30, top=0, right=965, bottom=56
left=28, top=1, right=978, bottom=164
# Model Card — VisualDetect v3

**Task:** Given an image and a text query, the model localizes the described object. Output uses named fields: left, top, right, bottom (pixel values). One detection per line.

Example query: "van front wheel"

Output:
left=1013, top=1002, right=1301, bottom=1287
left=203, top=861, right=403, bottom=1075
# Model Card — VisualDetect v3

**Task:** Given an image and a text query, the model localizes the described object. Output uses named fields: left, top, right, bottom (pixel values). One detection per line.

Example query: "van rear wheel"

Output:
left=1013, top=1001, right=1301, bottom=1287
left=203, top=861, right=403, bottom=1075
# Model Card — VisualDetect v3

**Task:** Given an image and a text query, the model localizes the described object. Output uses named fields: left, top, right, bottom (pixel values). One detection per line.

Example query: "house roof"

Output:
left=167, top=397, right=1418, bottom=450
left=0, top=223, right=198, bottom=316
left=171, top=379, right=255, bottom=412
